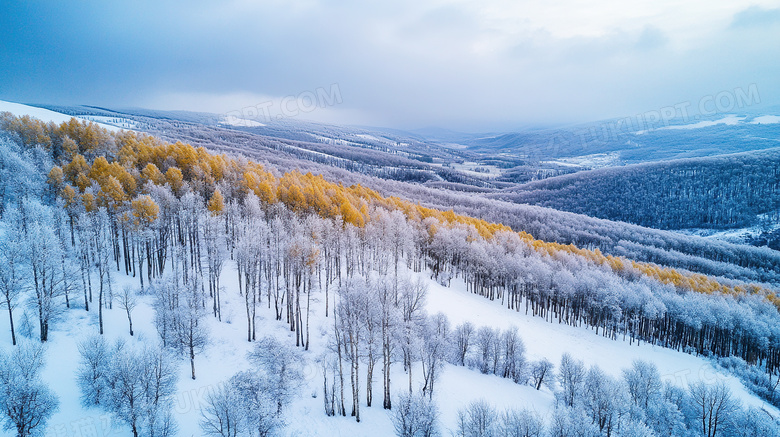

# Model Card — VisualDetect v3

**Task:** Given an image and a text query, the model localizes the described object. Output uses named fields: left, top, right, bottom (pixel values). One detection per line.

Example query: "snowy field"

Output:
left=0, top=259, right=776, bottom=437
left=631, top=113, right=780, bottom=132
left=80, top=116, right=138, bottom=130
left=750, top=115, right=780, bottom=125
left=549, top=152, right=621, bottom=169
left=656, top=115, right=744, bottom=130
left=220, top=116, right=266, bottom=127
left=0, top=100, right=121, bottom=132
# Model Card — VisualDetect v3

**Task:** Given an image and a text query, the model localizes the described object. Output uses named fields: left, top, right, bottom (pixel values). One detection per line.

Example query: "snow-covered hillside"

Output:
left=0, top=258, right=775, bottom=437
left=0, top=100, right=121, bottom=132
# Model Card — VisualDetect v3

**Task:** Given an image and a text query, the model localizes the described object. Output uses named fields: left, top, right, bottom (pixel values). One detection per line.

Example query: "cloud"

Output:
left=730, top=6, right=780, bottom=28
left=0, top=0, right=778, bottom=131
left=635, top=26, right=668, bottom=51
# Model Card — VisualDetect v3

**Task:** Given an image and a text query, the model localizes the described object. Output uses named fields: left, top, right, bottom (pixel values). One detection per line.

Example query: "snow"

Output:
left=430, top=161, right=502, bottom=178
left=423, top=274, right=776, bottom=415
left=220, top=116, right=266, bottom=127
left=80, top=116, right=138, bottom=130
left=634, top=114, right=780, bottom=132
left=750, top=115, right=780, bottom=125
left=1, top=259, right=776, bottom=437
left=657, top=115, right=744, bottom=131
left=355, top=134, right=390, bottom=144
left=675, top=215, right=780, bottom=245
left=550, top=152, right=621, bottom=169
left=0, top=100, right=121, bottom=132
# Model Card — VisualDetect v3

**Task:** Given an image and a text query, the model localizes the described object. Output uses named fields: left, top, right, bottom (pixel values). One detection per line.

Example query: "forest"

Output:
left=492, top=149, right=780, bottom=230
left=115, top=109, right=780, bottom=287
left=0, top=112, right=779, bottom=436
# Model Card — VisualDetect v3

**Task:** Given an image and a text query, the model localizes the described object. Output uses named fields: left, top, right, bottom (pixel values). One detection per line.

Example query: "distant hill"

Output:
left=489, top=148, right=780, bottom=230
left=460, top=114, right=780, bottom=164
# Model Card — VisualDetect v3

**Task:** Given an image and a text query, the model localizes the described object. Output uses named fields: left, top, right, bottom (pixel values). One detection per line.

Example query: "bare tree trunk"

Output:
left=245, top=276, right=252, bottom=342
left=190, top=340, right=196, bottom=380
left=305, top=275, right=311, bottom=350
left=126, top=307, right=134, bottom=336
left=6, top=300, right=15, bottom=346
left=98, top=279, right=104, bottom=335
left=366, top=359, right=374, bottom=407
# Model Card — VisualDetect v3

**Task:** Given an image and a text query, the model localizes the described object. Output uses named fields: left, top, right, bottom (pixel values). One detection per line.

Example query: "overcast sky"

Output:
left=1, top=0, right=779, bottom=131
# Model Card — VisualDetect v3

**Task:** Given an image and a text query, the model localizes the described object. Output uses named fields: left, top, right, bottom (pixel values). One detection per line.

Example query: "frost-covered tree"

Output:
left=581, top=366, right=625, bottom=436
left=176, top=279, right=208, bottom=380
left=686, top=381, right=741, bottom=437
left=202, top=213, right=226, bottom=321
left=152, top=279, right=175, bottom=347
left=320, top=350, right=344, bottom=417
left=455, top=399, right=498, bottom=437
left=336, top=278, right=368, bottom=421
left=247, top=336, right=305, bottom=414
left=82, top=341, right=177, bottom=437
left=557, top=353, right=586, bottom=407
left=0, top=341, right=59, bottom=437
left=419, top=316, right=447, bottom=399
left=23, top=199, right=68, bottom=342
left=362, top=283, right=382, bottom=407
left=623, top=360, right=662, bottom=411
left=234, top=214, right=267, bottom=342
left=473, top=326, right=499, bottom=375
left=154, top=277, right=208, bottom=379
left=376, top=277, right=402, bottom=410
left=230, top=371, right=282, bottom=437
left=616, top=420, right=655, bottom=437
left=117, top=286, right=138, bottom=336
left=730, top=406, right=780, bottom=437
left=201, top=360, right=296, bottom=437
left=547, top=406, right=600, bottom=437
left=90, top=208, right=114, bottom=335
left=200, top=382, right=243, bottom=437
left=0, top=207, right=25, bottom=345
left=76, top=334, right=110, bottom=406
left=390, top=391, right=440, bottom=437
left=0, top=137, right=46, bottom=214
left=399, top=276, right=427, bottom=394
left=499, top=408, right=544, bottom=437
left=529, top=358, right=554, bottom=391
left=645, top=381, right=687, bottom=437
left=500, top=327, right=526, bottom=383
left=451, top=321, right=474, bottom=367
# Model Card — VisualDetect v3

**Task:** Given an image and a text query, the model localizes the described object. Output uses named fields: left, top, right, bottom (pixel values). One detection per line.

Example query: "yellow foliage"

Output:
left=207, top=189, right=225, bottom=216
left=97, top=175, right=127, bottom=210
left=89, top=156, right=112, bottom=185
left=62, top=136, right=78, bottom=160
left=61, top=185, right=78, bottom=208
left=76, top=173, right=92, bottom=192
left=82, top=192, right=96, bottom=212
left=64, top=154, right=90, bottom=187
left=131, top=195, right=160, bottom=227
left=141, top=163, right=166, bottom=186
left=166, top=167, right=184, bottom=193
left=47, top=166, right=64, bottom=189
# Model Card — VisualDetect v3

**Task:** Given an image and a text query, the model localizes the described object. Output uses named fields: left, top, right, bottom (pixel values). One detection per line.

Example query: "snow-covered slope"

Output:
left=1, top=260, right=776, bottom=437
left=0, top=100, right=121, bottom=132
